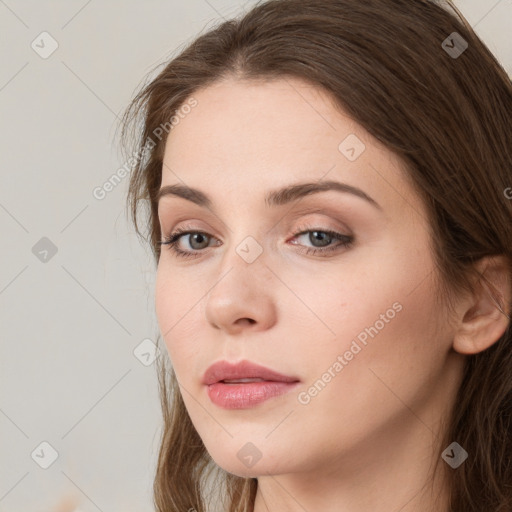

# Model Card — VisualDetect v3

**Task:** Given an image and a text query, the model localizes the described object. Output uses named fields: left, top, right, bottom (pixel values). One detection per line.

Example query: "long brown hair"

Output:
left=118, top=1, right=512, bottom=510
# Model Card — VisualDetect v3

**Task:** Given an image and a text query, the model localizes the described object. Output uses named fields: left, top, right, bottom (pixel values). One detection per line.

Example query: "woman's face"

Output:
left=155, top=77, right=464, bottom=479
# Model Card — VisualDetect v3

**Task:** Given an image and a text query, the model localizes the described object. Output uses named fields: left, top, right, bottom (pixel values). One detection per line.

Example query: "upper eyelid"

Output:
left=164, top=220, right=349, bottom=235
left=159, top=210, right=353, bottom=234
left=157, top=195, right=374, bottom=222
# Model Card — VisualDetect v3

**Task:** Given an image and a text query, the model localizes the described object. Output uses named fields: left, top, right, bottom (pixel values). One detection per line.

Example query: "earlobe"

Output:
left=453, top=255, right=511, bottom=355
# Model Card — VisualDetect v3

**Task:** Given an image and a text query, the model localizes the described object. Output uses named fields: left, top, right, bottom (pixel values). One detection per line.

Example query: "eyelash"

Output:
left=157, top=224, right=354, bottom=260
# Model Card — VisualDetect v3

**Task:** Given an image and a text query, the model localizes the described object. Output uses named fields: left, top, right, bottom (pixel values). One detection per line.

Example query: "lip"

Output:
left=202, top=359, right=299, bottom=385
left=202, top=359, right=300, bottom=409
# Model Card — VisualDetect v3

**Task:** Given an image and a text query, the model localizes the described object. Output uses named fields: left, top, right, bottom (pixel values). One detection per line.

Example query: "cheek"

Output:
left=287, top=238, right=448, bottom=388
left=154, top=264, right=202, bottom=368
left=311, top=268, right=446, bottom=401
left=288, top=280, right=448, bottom=456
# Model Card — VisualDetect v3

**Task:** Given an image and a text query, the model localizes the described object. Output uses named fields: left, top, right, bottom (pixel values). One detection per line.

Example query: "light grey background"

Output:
left=0, top=1, right=510, bottom=511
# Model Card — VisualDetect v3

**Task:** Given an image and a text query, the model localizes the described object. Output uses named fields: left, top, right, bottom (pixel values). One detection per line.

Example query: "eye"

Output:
left=157, top=225, right=354, bottom=259
left=157, top=227, right=218, bottom=259
left=289, top=225, right=354, bottom=257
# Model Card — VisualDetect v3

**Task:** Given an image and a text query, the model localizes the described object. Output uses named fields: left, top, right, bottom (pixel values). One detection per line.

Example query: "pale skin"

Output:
left=155, top=77, right=510, bottom=512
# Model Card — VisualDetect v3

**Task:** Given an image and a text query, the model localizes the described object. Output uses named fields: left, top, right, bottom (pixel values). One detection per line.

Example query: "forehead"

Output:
left=160, top=77, right=421, bottom=220
left=164, top=77, right=353, bottom=162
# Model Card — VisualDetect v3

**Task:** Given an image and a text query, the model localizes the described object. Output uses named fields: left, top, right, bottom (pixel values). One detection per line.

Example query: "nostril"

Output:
left=237, top=318, right=256, bottom=325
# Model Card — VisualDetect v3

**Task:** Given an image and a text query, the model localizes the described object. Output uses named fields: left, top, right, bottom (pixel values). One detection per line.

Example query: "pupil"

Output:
left=191, top=233, right=209, bottom=249
left=311, top=231, right=331, bottom=247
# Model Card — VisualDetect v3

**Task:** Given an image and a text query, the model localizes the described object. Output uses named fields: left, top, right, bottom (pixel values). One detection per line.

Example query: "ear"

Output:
left=453, top=255, right=511, bottom=355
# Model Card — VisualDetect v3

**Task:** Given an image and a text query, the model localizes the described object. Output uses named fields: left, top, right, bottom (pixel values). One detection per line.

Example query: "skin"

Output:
left=154, top=77, right=507, bottom=511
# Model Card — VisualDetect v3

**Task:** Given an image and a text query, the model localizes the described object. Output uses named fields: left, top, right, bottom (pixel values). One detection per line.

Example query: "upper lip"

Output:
left=202, top=359, right=300, bottom=385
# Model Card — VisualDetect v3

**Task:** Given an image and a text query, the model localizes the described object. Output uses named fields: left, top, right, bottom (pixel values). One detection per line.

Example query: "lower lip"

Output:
left=206, top=381, right=300, bottom=409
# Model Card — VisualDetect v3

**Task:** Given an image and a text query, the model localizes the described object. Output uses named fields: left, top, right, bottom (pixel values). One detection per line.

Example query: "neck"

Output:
left=253, top=410, right=453, bottom=512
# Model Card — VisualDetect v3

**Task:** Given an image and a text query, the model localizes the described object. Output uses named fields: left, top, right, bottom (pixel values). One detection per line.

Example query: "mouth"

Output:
left=206, top=380, right=300, bottom=409
left=202, top=360, right=300, bottom=409
left=221, top=378, right=267, bottom=384
left=202, top=359, right=300, bottom=386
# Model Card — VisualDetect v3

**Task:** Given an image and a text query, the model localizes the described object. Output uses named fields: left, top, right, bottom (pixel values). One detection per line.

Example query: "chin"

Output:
left=206, top=444, right=290, bottom=479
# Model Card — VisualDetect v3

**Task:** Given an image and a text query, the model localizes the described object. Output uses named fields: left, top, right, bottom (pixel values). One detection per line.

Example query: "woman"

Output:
left=118, top=0, right=512, bottom=510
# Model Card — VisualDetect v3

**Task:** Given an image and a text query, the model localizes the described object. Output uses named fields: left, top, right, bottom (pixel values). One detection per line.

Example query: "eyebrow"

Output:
left=156, top=180, right=382, bottom=211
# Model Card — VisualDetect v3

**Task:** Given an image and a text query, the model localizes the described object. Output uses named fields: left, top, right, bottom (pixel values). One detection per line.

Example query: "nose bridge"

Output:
left=204, top=229, right=276, bottom=331
left=210, top=230, right=268, bottom=298
left=216, top=208, right=269, bottom=274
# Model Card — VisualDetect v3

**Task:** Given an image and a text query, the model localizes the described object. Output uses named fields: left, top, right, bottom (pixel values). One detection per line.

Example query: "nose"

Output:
left=204, top=245, right=277, bottom=335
